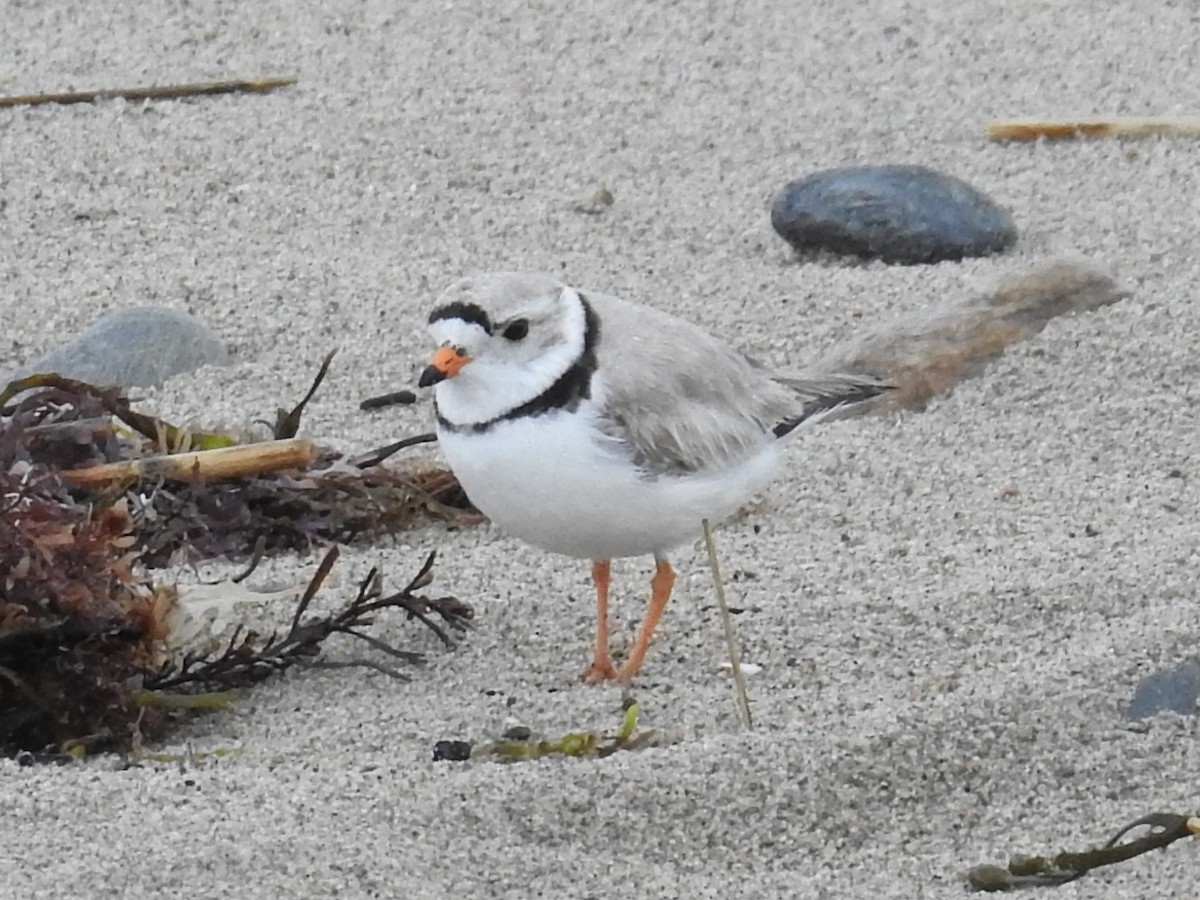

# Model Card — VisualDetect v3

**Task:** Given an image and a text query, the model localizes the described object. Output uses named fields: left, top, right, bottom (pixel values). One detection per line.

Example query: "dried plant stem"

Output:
left=131, top=689, right=240, bottom=711
left=62, top=438, right=318, bottom=487
left=269, top=349, right=337, bottom=439
left=0, top=372, right=234, bottom=451
left=349, top=432, right=438, bottom=469
left=358, top=389, right=418, bottom=411
left=145, top=548, right=470, bottom=695
left=702, top=519, right=752, bottom=729
left=0, top=77, right=297, bottom=109
left=988, top=117, right=1200, bottom=142
left=968, top=812, right=1200, bottom=890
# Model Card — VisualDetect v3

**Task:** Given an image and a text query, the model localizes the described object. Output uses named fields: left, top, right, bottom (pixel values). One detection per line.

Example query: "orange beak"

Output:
left=418, top=345, right=471, bottom=387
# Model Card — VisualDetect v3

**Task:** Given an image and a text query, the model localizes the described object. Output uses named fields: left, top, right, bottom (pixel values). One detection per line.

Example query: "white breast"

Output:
left=436, top=406, right=781, bottom=560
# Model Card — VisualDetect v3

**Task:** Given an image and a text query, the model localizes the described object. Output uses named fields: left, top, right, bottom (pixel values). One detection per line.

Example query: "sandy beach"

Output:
left=2, top=2, right=1198, bottom=897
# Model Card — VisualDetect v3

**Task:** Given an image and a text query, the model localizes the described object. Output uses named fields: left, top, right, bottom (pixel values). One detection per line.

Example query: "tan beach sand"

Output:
left=2, top=2, right=1198, bottom=897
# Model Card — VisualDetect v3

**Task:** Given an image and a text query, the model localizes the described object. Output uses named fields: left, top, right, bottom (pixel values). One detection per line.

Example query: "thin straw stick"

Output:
left=988, top=117, right=1200, bottom=142
left=702, top=518, right=752, bottom=729
left=0, top=77, right=297, bottom=109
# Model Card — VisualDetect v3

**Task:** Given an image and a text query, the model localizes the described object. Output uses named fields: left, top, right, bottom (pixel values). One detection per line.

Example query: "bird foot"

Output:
left=613, top=661, right=642, bottom=683
left=581, top=658, right=618, bottom=683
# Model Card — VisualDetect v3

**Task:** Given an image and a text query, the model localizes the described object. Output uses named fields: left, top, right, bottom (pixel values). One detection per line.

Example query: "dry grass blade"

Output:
left=702, top=519, right=752, bottom=729
left=269, top=348, right=337, bottom=439
left=289, top=545, right=341, bottom=633
left=310, top=659, right=411, bottom=680
left=338, top=629, right=424, bottom=664
left=230, top=536, right=268, bottom=584
left=988, top=117, right=1200, bottom=142
left=350, top=433, right=438, bottom=468
left=0, top=76, right=298, bottom=109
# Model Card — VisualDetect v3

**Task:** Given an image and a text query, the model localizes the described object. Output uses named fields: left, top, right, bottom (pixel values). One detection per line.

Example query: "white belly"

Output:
left=437, top=410, right=780, bottom=560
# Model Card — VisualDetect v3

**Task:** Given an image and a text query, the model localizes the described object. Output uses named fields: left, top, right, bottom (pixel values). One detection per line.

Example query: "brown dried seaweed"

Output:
left=131, top=460, right=479, bottom=566
left=0, top=460, right=470, bottom=757
left=0, top=462, right=173, bottom=754
left=0, top=373, right=233, bottom=454
left=1, top=374, right=478, bottom=567
left=0, top=370, right=476, bottom=759
left=147, top=548, right=471, bottom=694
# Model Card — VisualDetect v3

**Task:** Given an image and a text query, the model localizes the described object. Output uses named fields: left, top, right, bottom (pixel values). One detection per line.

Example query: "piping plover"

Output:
left=418, top=272, right=890, bottom=682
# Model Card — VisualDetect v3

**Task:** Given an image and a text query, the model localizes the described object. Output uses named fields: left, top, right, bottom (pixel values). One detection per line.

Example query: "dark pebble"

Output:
left=432, top=739, right=473, bottom=762
left=1125, top=660, right=1200, bottom=719
left=770, top=164, right=1017, bottom=264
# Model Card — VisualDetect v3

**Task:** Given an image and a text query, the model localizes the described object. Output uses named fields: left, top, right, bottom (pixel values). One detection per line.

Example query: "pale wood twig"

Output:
left=988, top=117, right=1200, bottom=142
left=702, top=518, right=752, bottom=729
left=61, top=438, right=318, bottom=488
left=0, top=76, right=298, bottom=109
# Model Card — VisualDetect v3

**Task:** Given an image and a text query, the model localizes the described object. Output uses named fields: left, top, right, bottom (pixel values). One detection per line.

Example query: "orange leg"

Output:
left=616, top=558, right=676, bottom=683
left=581, top=559, right=617, bottom=683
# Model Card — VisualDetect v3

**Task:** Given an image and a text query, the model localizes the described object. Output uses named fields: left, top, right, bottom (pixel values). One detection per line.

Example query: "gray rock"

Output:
left=770, top=164, right=1018, bottom=264
left=8, top=306, right=229, bottom=389
left=1125, top=660, right=1200, bottom=720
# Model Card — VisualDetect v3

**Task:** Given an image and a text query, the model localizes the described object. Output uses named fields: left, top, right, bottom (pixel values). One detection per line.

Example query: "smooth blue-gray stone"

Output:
left=770, top=164, right=1018, bottom=264
left=1125, top=660, right=1200, bottom=720
left=10, top=306, right=229, bottom=389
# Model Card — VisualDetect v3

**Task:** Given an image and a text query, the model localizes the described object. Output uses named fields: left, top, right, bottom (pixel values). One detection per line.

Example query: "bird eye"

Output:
left=501, top=319, right=529, bottom=341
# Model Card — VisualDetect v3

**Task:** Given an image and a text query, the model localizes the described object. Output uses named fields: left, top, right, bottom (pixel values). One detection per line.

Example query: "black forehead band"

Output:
left=428, top=301, right=493, bottom=335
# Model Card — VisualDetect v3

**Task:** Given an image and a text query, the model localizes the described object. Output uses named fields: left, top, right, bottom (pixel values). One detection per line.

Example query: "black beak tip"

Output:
left=418, top=365, right=445, bottom=388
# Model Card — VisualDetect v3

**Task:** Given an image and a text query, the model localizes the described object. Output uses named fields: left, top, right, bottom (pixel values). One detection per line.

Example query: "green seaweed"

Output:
left=435, top=701, right=684, bottom=763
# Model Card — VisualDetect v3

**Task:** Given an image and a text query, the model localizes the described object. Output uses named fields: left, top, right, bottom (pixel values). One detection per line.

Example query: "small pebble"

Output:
left=9, top=306, right=229, bottom=388
left=431, top=740, right=473, bottom=762
left=501, top=724, right=532, bottom=741
left=718, top=661, right=762, bottom=677
left=770, top=164, right=1017, bottom=264
left=1125, top=660, right=1200, bottom=719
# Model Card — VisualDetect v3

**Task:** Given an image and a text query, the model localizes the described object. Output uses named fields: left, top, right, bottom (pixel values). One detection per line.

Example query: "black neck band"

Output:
left=438, top=294, right=600, bottom=434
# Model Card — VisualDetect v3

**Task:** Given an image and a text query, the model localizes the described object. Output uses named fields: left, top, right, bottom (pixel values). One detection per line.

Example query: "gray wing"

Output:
left=586, top=292, right=888, bottom=476
left=768, top=372, right=896, bottom=434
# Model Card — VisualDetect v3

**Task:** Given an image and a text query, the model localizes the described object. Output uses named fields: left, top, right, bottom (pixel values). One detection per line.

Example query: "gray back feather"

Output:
left=587, top=292, right=809, bottom=475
